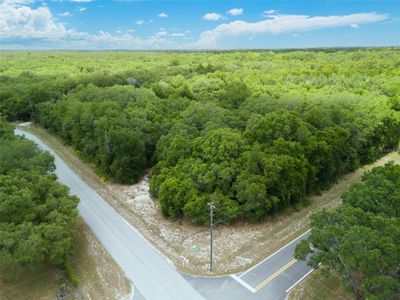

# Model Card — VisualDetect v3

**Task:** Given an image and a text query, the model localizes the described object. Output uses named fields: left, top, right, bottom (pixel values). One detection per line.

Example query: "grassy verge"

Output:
left=288, top=269, right=354, bottom=300
left=0, top=264, right=63, bottom=300
left=0, top=219, right=132, bottom=300
left=16, top=123, right=400, bottom=275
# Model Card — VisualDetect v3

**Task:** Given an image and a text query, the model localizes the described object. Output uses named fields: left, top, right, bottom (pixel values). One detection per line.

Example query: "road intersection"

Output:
left=184, top=230, right=313, bottom=300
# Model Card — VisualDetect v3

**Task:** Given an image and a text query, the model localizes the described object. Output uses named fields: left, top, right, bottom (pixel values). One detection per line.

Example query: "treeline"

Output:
left=0, top=49, right=399, bottom=224
left=295, top=163, right=400, bottom=300
left=0, top=72, right=122, bottom=120
left=0, top=120, right=79, bottom=270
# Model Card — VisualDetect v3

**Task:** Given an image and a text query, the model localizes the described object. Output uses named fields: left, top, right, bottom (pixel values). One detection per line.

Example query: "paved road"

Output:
left=16, top=128, right=315, bottom=300
left=15, top=129, right=204, bottom=300
left=185, top=230, right=313, bottom=300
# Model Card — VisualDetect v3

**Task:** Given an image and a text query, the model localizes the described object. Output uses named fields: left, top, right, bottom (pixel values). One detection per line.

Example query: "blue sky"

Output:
left=0, top=0, right=399, bottom=49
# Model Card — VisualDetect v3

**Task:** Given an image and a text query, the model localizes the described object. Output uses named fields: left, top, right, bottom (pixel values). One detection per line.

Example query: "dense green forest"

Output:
left=295, top=163, right=400, bottom=300
left=0, top=49, right=399, bottom=224
left=0, top=119, right=78, bottom=271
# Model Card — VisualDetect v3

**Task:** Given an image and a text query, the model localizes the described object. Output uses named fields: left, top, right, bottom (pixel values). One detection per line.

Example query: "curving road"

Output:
left=15, top=128, right=204, bottom=300
left=16, top=128, right=314, bottom=300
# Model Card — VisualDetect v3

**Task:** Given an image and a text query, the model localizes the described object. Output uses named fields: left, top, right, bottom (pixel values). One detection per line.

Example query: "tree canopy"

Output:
left=0, top=120, right=79, bottom=269
left=295, top=163, right=400, bottom=300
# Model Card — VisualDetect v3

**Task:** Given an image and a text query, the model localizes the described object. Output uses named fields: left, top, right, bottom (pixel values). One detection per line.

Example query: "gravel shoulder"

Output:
left=18, top=123, right=400, bottom=276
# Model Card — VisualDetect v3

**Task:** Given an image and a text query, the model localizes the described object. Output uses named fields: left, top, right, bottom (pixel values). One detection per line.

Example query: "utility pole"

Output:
left=207, top=201, right=215, bottom=272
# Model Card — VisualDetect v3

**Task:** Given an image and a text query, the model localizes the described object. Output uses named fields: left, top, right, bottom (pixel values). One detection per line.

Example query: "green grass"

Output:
left=0, top=264, right=65, bottom=300
left=288, top=269, right=354, bottom=300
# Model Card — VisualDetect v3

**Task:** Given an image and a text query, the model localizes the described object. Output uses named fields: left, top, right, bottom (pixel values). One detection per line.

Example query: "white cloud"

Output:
left=203, top=12, right=223, bottom=21
left=198, top=12, right=387, bottom=47
left=171, top=32, right=185, bottom=37
left=52, top=0, right=92, bottom=2
left=264, top=9, right=277, bottom=16
left=227, top=8, right=243, bottom=16
left=0, top=3, right=71, bottom=39
left=350, top=23, right=359, bottom=29
left=58, top=11, right=72, bottom=17
left=46, top=0, right=91, bottom=1
left=78, top=7, right=87, bottom=12
left=3, top=0, right=35, bottom=4
left=0, top=1, right=181, bottom=50
left=136, top=20, right=144, bottom=25
left=155, top=30, right=167, bottom=37
left=158, top=12, right=168, bottom=18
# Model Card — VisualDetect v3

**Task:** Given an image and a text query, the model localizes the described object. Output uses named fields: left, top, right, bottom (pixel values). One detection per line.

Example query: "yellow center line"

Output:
left=255, top=259, right=297, bottom=291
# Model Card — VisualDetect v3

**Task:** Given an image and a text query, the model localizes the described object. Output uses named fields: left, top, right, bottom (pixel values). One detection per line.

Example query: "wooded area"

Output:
left=295, top=163, right=400, bottom=299
left=0, top=119, right=78, bottom=271
left=0, top=49, right=399, bottom=224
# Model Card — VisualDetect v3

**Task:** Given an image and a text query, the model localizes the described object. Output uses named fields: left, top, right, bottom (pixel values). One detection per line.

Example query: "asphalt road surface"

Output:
left=16, top=128, right=315, bottom=300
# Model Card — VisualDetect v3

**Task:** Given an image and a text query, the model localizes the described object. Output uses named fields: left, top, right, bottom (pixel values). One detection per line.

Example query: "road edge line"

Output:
left=230, top=274, right=257, bottom=293
left=285, top=268, right=315, bottom=294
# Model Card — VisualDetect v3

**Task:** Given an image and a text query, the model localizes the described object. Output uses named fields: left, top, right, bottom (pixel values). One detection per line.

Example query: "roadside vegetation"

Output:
left=295, top=163, right=400, bottom=300
left=0, top=119, right=78, bottom=277
left=0, top=120, right=132, bottom=299
left=0, top=219, right=132, bottom=300
left=1, top=49, right=399, bottom=225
